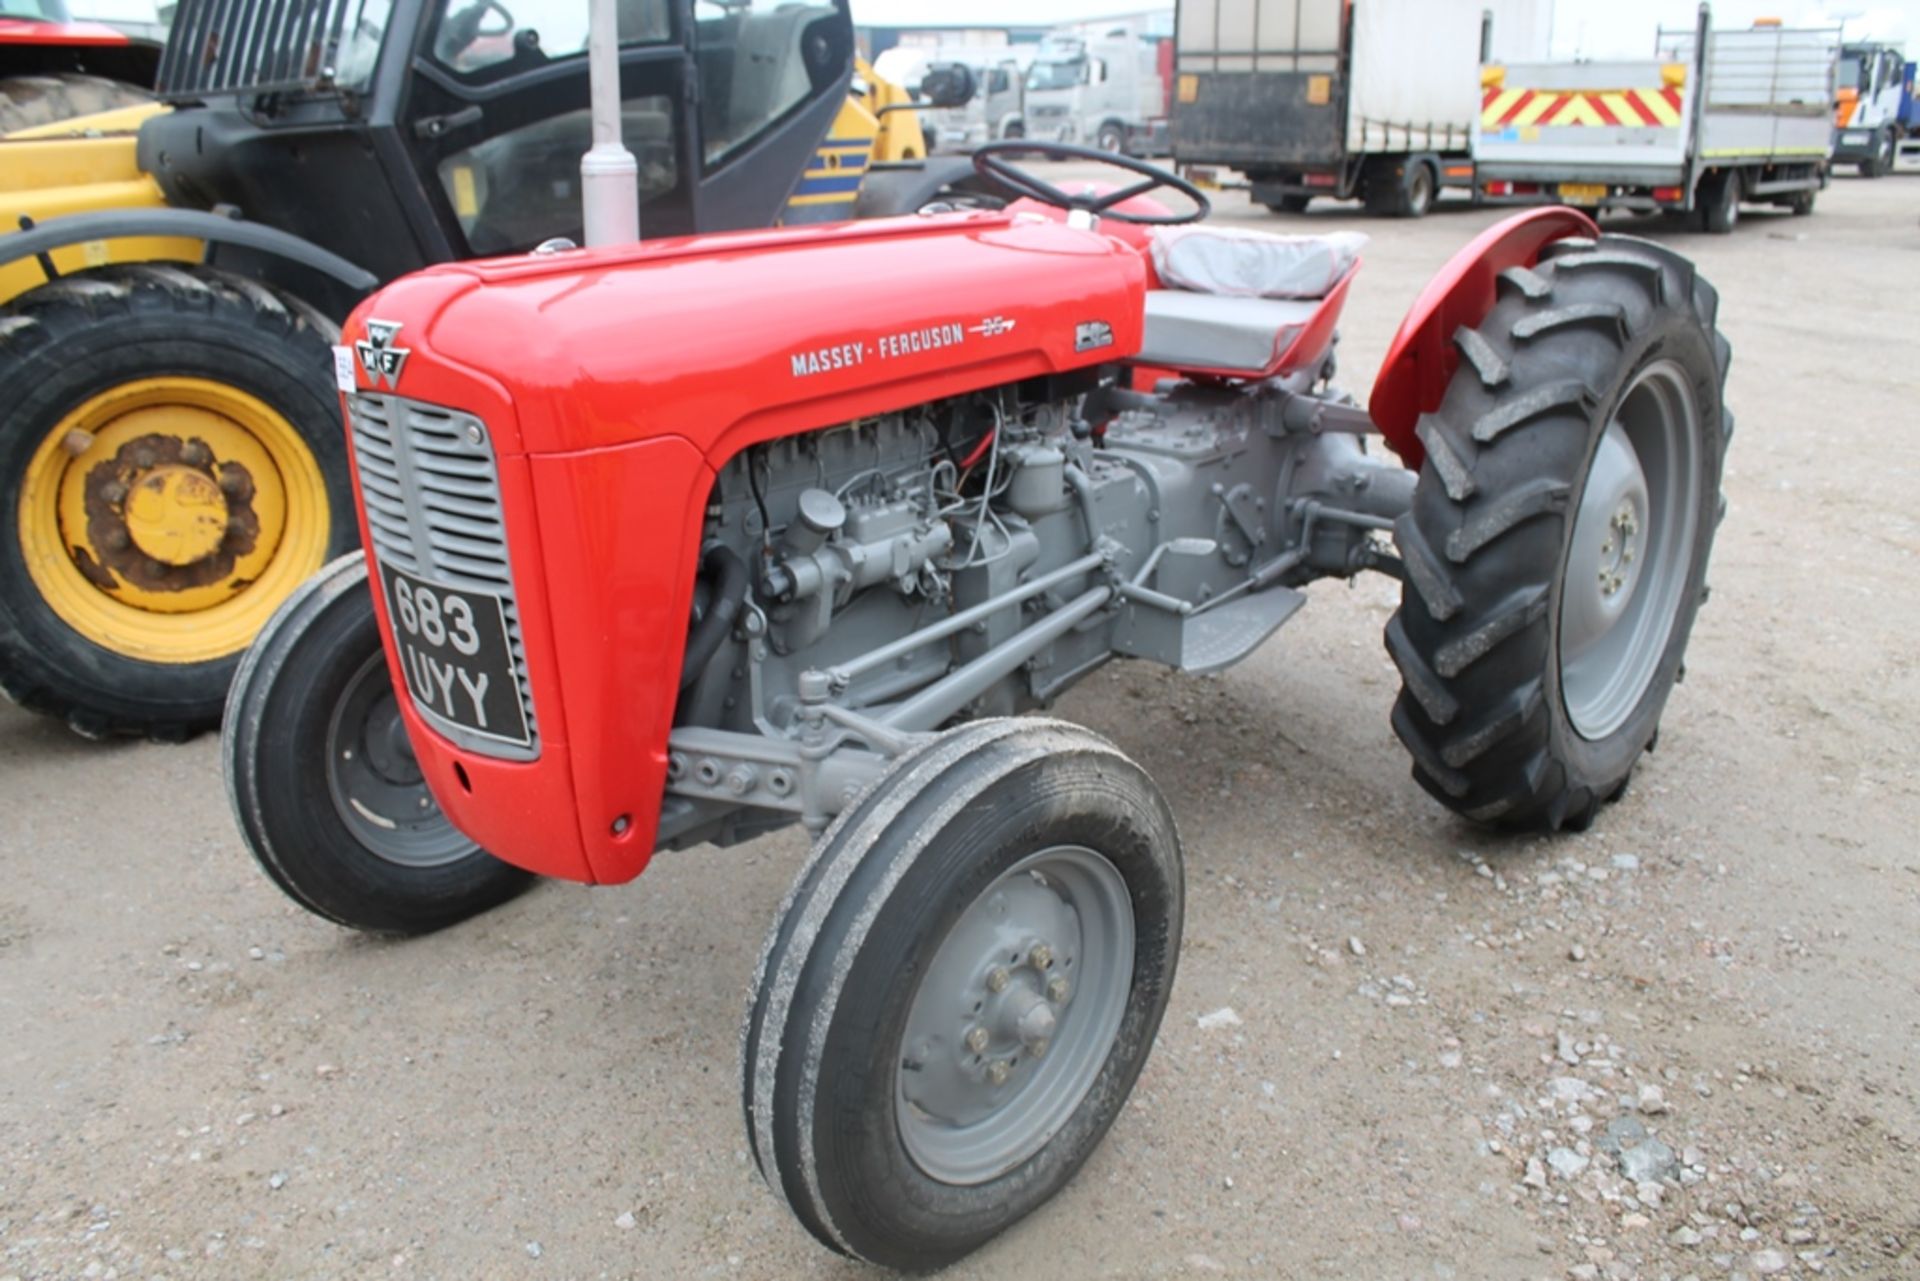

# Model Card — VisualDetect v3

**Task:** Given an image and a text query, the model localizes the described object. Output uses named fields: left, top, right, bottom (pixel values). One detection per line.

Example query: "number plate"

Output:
left=1558, top=183, right=1608, bottom=204
left=380, top=564, right=530, bottom=747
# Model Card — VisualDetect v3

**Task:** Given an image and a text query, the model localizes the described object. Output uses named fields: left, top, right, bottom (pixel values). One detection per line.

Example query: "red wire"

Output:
left=959, top=429, right=996, bottom=470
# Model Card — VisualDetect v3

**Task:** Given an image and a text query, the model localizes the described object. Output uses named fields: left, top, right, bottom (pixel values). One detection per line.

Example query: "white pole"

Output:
left=581, top=0, right=640, bottom=246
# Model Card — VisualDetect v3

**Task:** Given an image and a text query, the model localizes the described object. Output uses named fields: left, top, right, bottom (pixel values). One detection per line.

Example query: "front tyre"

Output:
left=223, top=552, right=534, bottom=935
left=1385, top=235, right=1729, bottom=832
left=0, top=265, right=354, bottom=739
left=742, top=719, right=1183, bottom=1271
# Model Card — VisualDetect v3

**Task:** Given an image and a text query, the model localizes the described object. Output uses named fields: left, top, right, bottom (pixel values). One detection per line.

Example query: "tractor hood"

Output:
left=344, top=210, right=1149, bottom=463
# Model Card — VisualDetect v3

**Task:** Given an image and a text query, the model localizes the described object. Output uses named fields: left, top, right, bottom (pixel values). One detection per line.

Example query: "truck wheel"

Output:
left=1399, top=161, right=1437, bottom=217
left=224, top=552, right=534, bottom=935
left=1698, top=170, right=1740, bottom=234
left=1263, top=195, right=1313, bottom=214
left=1365, top=159, right=1435, bottom=218
left=1095, top=121, right=1127, bottom=153
left=1785, top=188, right=1816, bottom=216
left=0, top=73, right=154, bottom=133
left=1859, top=131, right=1893, bottom=178
left=743, top=719, right=1182, bottom=1271
left=0, top=265, right=353, bottom=739
left=1385, top=235, right=1729, bottom=832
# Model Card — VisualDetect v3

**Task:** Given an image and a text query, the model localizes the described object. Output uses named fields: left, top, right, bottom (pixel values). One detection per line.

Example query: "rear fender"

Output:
left=1368, top=207, right=1598, bottom=467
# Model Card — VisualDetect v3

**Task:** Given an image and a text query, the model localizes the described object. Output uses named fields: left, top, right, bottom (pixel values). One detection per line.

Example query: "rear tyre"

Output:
left=0, top=73, right=153, bottom=133
left=1385, top=234, right=1729, bottom=831
left=1263, top=194, right=1313, bottom=214
left=743, top=719, right=1183, bottom=1271
left=0, top=265, right=353, bottom=739
left=1785, top=188, right=1816, bottom=216
left=224, top=552, right=534, bottom=935
left=1698, top=170, right=1740, bottom=233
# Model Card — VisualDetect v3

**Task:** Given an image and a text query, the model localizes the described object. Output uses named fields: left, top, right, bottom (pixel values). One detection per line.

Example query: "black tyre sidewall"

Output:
left=0, top=270, right=355, bottom=734
left=227, top=555, right=532, bottom=935
left=1405, top=162, right=1435, bottom=217
left=1543, top=313, right=1724, bottom=789
left=783, top=741, right=1181, bottom=1270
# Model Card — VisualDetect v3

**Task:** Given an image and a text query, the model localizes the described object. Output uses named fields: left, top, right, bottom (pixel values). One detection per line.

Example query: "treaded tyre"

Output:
left=742, top=718, right=1183, bottom=1271
left=0, top=73, right=154, bottom=133
left=1699, top=170, right=1740, bottom=233
left=1859, top=131, right=1892, bottom=178
left=0, top=264, right=354, bottom=739
left=1386, top=234, right=1730, bottom=832
left=224, top=552, right=534, bottom=935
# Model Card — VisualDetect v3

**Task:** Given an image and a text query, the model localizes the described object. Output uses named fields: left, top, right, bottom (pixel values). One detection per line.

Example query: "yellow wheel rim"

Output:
left=18, top=377, right=333, bottom=665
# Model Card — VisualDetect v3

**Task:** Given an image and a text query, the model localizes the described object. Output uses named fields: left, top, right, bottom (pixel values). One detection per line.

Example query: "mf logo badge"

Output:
left=355, top=320, right=411, bottom=390
left=970, top=315, right=1017, bottom=338
left=1075, top=320, right=1114, bottom=353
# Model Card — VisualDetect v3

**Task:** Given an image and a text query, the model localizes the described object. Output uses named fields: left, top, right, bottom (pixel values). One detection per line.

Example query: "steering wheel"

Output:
left=972, top=140, right=1210, bottom=225
left=439, top=0, right=515, bottom=62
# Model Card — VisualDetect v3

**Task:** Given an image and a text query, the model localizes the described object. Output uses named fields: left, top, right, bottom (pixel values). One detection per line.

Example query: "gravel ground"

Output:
left=2, top=170, right=1917, bottom=1281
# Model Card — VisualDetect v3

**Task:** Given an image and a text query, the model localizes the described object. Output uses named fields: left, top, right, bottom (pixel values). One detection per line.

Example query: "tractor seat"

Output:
left=1136, top=227, right=1366, bottom=376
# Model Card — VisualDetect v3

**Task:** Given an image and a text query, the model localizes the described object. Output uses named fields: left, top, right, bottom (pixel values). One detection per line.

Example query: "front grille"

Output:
left=157, top=0, right=375, bottom=99
left=346, top=393, right=539, bottom=761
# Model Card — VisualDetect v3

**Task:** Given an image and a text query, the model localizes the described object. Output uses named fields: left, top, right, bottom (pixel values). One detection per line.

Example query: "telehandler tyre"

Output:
left=743, top=719, right=1182, bottom=1271
left=0, top=264, right=354, bottom=739
left=0, top=73, right=154, bottom=133
left=1386, top=234, right=1729, bottom=832
left=224, top=552, right=534, bottom=935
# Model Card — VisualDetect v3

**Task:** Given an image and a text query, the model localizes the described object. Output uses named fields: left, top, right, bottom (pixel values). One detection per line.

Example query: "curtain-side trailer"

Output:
left=1474, top=5, right=1837, bottom=233
left=1169, top=0, right=1551, bottom=217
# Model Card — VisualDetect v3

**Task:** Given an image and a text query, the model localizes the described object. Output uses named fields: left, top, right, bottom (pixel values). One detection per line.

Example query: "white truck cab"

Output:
left=1021, top=32, right=1168, bottom=155
left=1833, top=42, right=1908, bottom=176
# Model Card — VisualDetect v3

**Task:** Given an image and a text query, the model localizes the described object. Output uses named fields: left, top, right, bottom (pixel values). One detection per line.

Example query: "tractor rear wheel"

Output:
left=743, top=719, right=1182, bottom=1271
left=1385, top=235, right=1729, bottom=832
left=0, top=73, right=153, bottom=133
left=0, top=264, right=353, bottom=739
left=224, top=552, right=534, bottom=935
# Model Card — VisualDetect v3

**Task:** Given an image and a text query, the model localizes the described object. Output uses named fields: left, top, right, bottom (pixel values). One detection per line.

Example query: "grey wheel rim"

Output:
left=1559, top=359, right=1702, bottom=740
left=325, top=652, right=473, bottom=868
left=896, top=845, right=1134, bottom=1185
left=1408, top=166, right=1433, bottom=214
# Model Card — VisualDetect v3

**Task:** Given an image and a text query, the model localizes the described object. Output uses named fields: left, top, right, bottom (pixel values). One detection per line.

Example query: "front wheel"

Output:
left=743, top=719, right=1183, bottom=1271
left=223, top=552, right=534, bottom=935
left=1859, top=131, right=1893, bottom=178
left=1385, top=235, right=1729, bottom=831
left=1094, top=121, right=1127, bottom=154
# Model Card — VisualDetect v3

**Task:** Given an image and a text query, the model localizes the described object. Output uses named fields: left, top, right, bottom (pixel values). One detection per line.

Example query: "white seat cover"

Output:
left=1136, top=291, right=1323, bottom=374
left=1149, top=226, right=1367, bottom=300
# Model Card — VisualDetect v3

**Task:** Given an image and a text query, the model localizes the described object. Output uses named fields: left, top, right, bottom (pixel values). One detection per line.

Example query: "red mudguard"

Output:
left=1368, top=207, right=1599, bottom=468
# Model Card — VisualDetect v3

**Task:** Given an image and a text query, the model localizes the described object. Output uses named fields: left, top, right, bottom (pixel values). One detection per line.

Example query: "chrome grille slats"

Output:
left=345, top=393, right=539, bottom=760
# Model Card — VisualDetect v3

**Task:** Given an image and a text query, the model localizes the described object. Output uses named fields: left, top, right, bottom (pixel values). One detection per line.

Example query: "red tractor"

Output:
left=225, top=142, right=1728, bottom=1269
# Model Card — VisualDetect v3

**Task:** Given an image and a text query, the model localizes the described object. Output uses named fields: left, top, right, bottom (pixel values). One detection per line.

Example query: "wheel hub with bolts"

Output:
left=896, top=845, right=1133, bottom=1185
left=1559, top=361, right=1702, bottom=742
left=325, top=651, right=471, bottom=869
